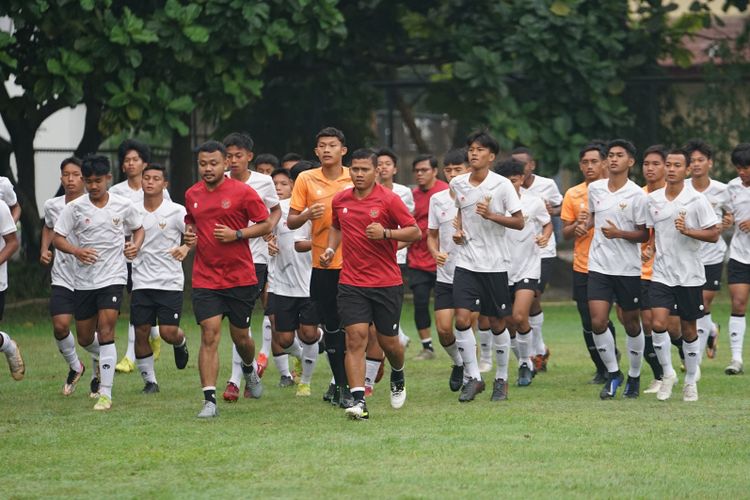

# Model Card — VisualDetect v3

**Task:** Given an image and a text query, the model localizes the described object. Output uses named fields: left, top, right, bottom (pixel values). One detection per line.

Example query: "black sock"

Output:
left=421, top=339, right=434, bottom=351
left=352, top=389, right=365, bottom=402
left=644, top=335, right=663, bottom=380
left=390, top=367, right=404, bottom=385
left=671, top=337, right=685, bottom=360
left=203, top=389, right=216, bottom=404
left=583, top=330, right=607, bottom=374
left=241, top=362, right=253, bottom=374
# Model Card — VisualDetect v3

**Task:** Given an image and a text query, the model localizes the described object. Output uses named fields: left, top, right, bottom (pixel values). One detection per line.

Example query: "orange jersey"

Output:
left=641, top=185, right=655, bottom=280
left=290, top=166, right=352, bottom=269
left=561, top=182, right=593, bottom=273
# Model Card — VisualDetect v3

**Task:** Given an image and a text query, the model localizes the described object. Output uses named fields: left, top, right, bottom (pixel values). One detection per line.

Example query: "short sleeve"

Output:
left=244, top=187, right=270, bottom=223
left=547, top=182, right=563, bottom=206
left=403, top=190, right=415, bottom=213
left=289, top=174, right=308, bottom=213
left=293, top=221, right=312, bottom=242
left=0, top=178, right=17, bottom=207
left=260, top=177, right=280, bottom=210
left=588, top=185, right=596, bottom=214
left=54, top=204, right=75, bottom=237
left=499, top=181, right=522, bottom=215
left=0, top=202, right=15, bottom=235
left=124, top=204, right=144, bottom=231
left=389, top=193, right=417, bottom=229
left=536, top=198, right=551, bottom=226
left=176, top=205, right=187, bottom=233
left=331, top=196, right=341, bottom=230
left=645, top=197, right=654, bottom=228
left=427, top=197, right=439, bottom=230
left=560, top=192, right=575, bottom=223
left=633, top=190, right=648, bottom=226
left=697, top=195, right=720, bottom=229
left=43, top=200, right=55, bottom=228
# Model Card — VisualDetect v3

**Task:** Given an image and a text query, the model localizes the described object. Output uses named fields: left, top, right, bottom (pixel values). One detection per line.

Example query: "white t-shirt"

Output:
left=392, top=182, right=415, bottom=265
left=44, top=195, right=84, bottom=290
left=270, top=199, right=312, bottom=297
left=427, top=189, right=459, bottom=284
left=54, top=193, right=143, bottom=290
left=0, top=203, right=16, bottom=292
left=693, top=179, right=729, bottom=265
left=0, top=177, right=17, bottom=207
left=647, top=185, right=718, bottom=287
left=727, top=177, right=750, bottom=265
left=508, top=192, right=550, bottom=284
left=245, top=172, right=279, bottom=266
left=450, top=171, right=522, bottom=273
left=109, top=180, right=170, bottom=236
left=520, top=175, right=562, bottom=258
left=132, top=199, right=186, bottom=291
left=587, top=178, right=648, bottom=277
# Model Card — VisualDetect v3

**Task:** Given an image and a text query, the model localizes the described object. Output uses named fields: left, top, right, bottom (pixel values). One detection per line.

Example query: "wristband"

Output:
left=235, top=230, right=243, bottom=240
left=383, top=229, right=387, bottom=239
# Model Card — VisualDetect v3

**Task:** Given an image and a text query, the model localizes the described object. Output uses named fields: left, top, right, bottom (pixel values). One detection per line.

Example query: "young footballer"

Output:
left=0, top=199, right=21, bottom=380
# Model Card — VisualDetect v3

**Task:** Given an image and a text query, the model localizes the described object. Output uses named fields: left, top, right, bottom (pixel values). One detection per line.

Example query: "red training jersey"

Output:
left=408, top=179, right=449, bottom=272
left=332, top=183, right=417, bottom=288
left=185, top=178, right=269, bottom=289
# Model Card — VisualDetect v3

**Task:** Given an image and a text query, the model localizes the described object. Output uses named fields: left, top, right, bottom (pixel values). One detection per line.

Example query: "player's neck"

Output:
left=354, top=184, right=375, bottom=199
left=419, top=178, right=436, bottom=192
left=665, top=180, right=685, bottom=200
left=143, top=193, right=164, bottom=212
left=469, top=167, right=489, bottom=186
left=647, top=179, right=665, bottom=192
left=321, top=163, right=344, bottom=180
left=64, top=191, right=84, bottom=204
left=126, top=176, right=142, bottom=190
left=231, top=169, right=251, bottom=183
left=380, top=179, right=394, bottom=190
left=607, top=171, right=628, bottom=191
left=89, top=192, right=109, bottom=208
left=691, top=175, right=710, bottom=191
left=522, top=174, right=535, bottom=188
left=204, top=176, right=225, bottom=192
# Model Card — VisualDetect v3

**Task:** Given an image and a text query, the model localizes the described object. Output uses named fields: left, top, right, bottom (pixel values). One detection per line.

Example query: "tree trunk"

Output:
left=169, top=128, right=194, bottom=205
left=395, top=90, right=430, bottom=154
left=74, top=99, right=103, bottom=159
left=6, top=120, right=41, bottom=262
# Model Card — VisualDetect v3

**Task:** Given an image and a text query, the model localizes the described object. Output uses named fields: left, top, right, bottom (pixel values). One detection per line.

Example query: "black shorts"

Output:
left=703, top=262, right=723, bottom=291
left=587, top=271, right=641, bottom=311
left=408, top=268, right=436, bottom=291
left=452, top=267, right=511, bottom=318
left=640, top=280, right=652, bottom=310
left=338, top=284, right=403, bottom=336
left=49, top=285, right=75, bottom=317
left=572, top=271, right=588, bottom=304
left=255, top=264, right=268, bottom=295
left=727, top=259, right=750, bottom=285
left=649, top=281, right=705, bottom=321
left=192, top=286, right=258, bottom=328
left=538, top=257, right=554, bottom=292
left=265, top=292, right=276, bottom=317
left=272, top=294, right=319, bottom=332
left=74, top=285, right=125, bottom=320
left=434, top=281, right=454, bottom=311
left=310, top=268, right=341, bottom=330
left=130, top=289, right=183, bottom=327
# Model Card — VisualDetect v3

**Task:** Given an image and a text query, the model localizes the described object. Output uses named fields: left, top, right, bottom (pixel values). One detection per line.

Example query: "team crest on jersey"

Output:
left=370, top=208, right=379, bottom=218
left=343, top=207, right=348, bottom=214
left=619, top=202, right=627, bottom=211
left=112, top=217, right=121, bottom=226
left=84, top=217, right=91, bottom=225
left=158, top=220, right=167, bottom=230
left=221, top=199, right=231, bottom=209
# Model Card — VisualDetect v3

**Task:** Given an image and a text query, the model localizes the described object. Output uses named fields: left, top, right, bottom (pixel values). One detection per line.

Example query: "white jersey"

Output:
left=54, top=193, right=143, bottom=290
left=521, top=175, right=562, bottom=258
left=427, top=190, right=459, bottom=284
left=244, top=172, right=279, bottom=266
left=44, top=195, right=84, bottom=290
left=0, top=177, right=17, bottom=207
left=131, top=199, right=186, bottom=291
left=392, top=182, right=415, bottom=265
left=507, top=192, right=550, bottom=284
left=692, top=179, right=729, bottom=265
left=270, top=199, right=311, bottom=297
left=0, top=203, right=16, bottom=292
left=647, top=185, right=718, bottom=287
left=727, top=177, right=750, bottom=265
left=587, top=179, right=647, bottom=277
left=109, top=180, right=170, bottom=236
left=450, top=171, right=522, bottom=273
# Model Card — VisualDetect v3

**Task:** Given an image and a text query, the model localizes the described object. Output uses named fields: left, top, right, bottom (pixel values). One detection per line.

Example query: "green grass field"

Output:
left=1, top=298, right=748, bottom=498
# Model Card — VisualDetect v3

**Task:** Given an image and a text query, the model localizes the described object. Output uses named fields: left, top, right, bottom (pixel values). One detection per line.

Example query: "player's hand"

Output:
left=169, top=245, right=189, bottom=261
left=475, top=195, right=492, bottom=219
left=320, top=247, right=335, bottom=267
left=641, top=245, right=654, bottom=263
left=601, top=219, right=620, bottom=239
left=40, top=249, right=53, bottom=266
left=308, top=203, right=326, bottom=220
left=435, top=251, right=448, bottom=267
left=545, top=200, right=554, bottom=214
left=267, top=235, right=279, bottom=256
left=183, top=226, right=197, bottom=247
left=576, top=209, right=589, bottom=224
left=365, top=222, right=386, bottom=240
left=722, top=212, right=734, bottom=230
left=674, top=212, right=688, bottom=234
left=574, top=223, right=588, bottom=238
left=536, top=233, right=550, bottom=248
left=739, top=219, right=750, bottom=233
left=213, top=224, right=237, bottom=242
left=123, top=241, right=139, bottom=260
left=452, top=229, right=466, bottom=245
left=75, top=247, right=98, bottom=265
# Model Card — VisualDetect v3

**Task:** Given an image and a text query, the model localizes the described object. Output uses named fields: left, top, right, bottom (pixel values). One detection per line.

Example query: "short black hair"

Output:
left=579, top=144, right=606, bottom=160
left=60, top=156, right=82, bottom=170
left=222, top=132, right=254, bottom=151
left=143, top=163, right=168, bottom=181
left=667, top=148, right=689, bottom=165
left=511, top=146, right=533, bottom=159
left=117, top=139, right=151, bottom=167
left=254, top=153, right=279, bottom=170
left=607, top=139, right=637, bottom=159
left=443, top=148, right=468, bottom=166
left=642, top=144, right=668, bottom=162
left=195, top=140, right=227, bottom=156
left=412, top=154, right=438, bottom=169
left=281, top=152, right=302, bottom=164
left=290, top=160, right=316, bottom=181
left=270, top=168, right=291, bottom=182
left=494, top=158, right=525, bottom=178
left=684, top=138, right=713, bottom=160
left=466, top=130, right=499, bottom=155
left=350, top=148, right=377, bottom=166
left=376, top=147, right=398, bottom=166
left=731, top=143, right=750, bottom=167
left=81, top=154, right=111, bottom=177
left=315, top=127, right=346, bottom=146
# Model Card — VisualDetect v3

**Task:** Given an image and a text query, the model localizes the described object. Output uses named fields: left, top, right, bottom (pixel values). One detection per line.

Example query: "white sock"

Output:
left=260, top=316, right=272, bottom=357
left=455, top=326, right=480, bottom=380
left=398, top=327, right=410, bottom=347
left=442, top=340, right=463, bottom=366
left=125, top=323, right=135, bottom=361
left=478, top=328, right=492, bottom=364
left=683, top=338, right=701, bottom=385
left=56, top=332, right=82, bottom=371
left=274, top=353, right=291, bottom=377
left=696, top=314, right=712, bottom=355
left=365, top=358, right=380, bottom=388
left=229, top=344, right=243, bottom=386
left=300, top=341, right=318, bottom=385
left=136, top=355, right=157, bottom=384
left=493, top=329, right=511, bottom=381
left=530, top=311, right=546, bottom=356
left=516, top=329, right=532, bottom=367
left=626, top=330, right=644, bottom=378
left=652, top=331, right=676, bottom=378
left=284, top=337, right=303, bottom=360
left=0, top=331, right=15, bottom=354
left=729, top=315, right=746, bottom=363
left=83, top=335, right=100, bottom=360
left=593, top=327, right=619, bottom=373
left=149, top=326, right=160, bottom=340
left=98, top=343, right=117, bottom=399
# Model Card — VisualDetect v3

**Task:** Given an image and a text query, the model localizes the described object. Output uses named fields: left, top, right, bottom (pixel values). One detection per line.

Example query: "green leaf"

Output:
left=126, top=104, right=142, bottom=121
left=80, top=0, right=95, bottom=11
left=46, top=59, right=64, bottom=75
left=550, top=1, right=572, bottom=17
left=107, top=92, right=130, bottom=108
left=167, top=95, right=195, bottom=113
left=183, top=26, right=209, bottom=43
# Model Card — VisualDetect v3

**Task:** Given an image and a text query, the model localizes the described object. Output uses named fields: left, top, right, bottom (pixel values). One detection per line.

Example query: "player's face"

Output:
left=665, top=154, right=688, bottom=185
left=579, top=151, right=603, bottom=182
left=509, top=173, right=523, bottom=190
left=443, top=163, right=468, bottom=182
left=350, top=158, right=377, bottom=190
left=413, top=160, right=436, bottom=188
left=226, top=146, right=253, bottom=176
left=643, top=153, right=665, bottom=184
left=607, top=146, right=634, bottom=175
left=736, top=164, right=750, bottom=186
left=198, top=151, right=228, bottom=187
left=142, top=169, right=167, bottom=195
left=315, top=137, right=346, bottom=168
left=122, top=150, right=146, bottom=178
left=467, top=142, right=496, bottom=170
left=273, top=174, right=293, bottom=199
left=689, top=150, right=712, bottom=178
left=511, top=153, right=534, bottom=179
left=377, top=155, right=396, bottom=182
left=255, top=163, right=274, bottom=175
left=60, top=163, right=83, bottom=196
left=84, top=174, right=111, bottom=201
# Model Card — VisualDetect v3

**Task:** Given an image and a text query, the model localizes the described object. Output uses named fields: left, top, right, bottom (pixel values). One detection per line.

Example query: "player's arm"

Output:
left=0, top=231, right=18, bottom=265
left=536, top=221, right=553, bottom=248
left=546, top=202, right=562, bottom=216
left=288, top=205, right=324, bottom=230
left=320, top=226, right=342, bottom=267
left=266, top=204, right=281, bottom=231
left=9, top=203, right=21, bottom=223
left=366, top=223, right=420, bottom=243
left=427, top=228, right=447, bottom=267
left=40, top=224, right=55, bottom=265
left=53, top=232, right=97, bottom=264
left=294, top=239, right=312, bottom=253
left=601, top=221, right=649, bottom=243
left=124, top=226, right=145, bottom=259
left=480, top=208, right=524, bottom=230
left=678, top=224, right=721, bottom=243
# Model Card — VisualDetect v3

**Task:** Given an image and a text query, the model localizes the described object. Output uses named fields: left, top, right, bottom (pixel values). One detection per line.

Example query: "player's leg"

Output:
left=434, top=282, right=463, bottom=391
left=153, top=289, right=188, bottom=370
left=511, top=284, right=535, bottom=387
left=227, top=286, right=263, bottom=400
left=701, top=263, right=723, bottom=358
left=364, top=324, right=384, bottom=396
left=90, top=301, right=121, bottom=411
left=614, top=276, right=644, bottom=399
left=477, top=314, right=492, bottom=373
left=0, top=291, right=24, bottom=380
left=410, top=269, right=436, bottom=360
left=574, top=272, right=606, bottom=382
left=587, top=272, right=622, bottom=398
left=50, top=286, right=84, bottom=395
left=372, top=285, right=406, bottom=410
left=726, top=259, right=749, bottom=374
